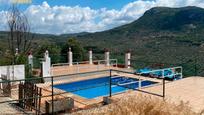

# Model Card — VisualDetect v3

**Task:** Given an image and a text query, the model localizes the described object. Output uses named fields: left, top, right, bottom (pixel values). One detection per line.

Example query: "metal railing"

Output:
left=0, top=69, right=166, bottom=114
left=136, top=66, right=183, bottom=79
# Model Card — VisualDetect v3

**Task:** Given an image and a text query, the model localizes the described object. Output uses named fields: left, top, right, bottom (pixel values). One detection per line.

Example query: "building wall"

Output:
left=0, top=65, right=25, bottom=80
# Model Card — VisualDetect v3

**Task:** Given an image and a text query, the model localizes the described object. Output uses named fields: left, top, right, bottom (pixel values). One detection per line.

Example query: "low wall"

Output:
left=45, top=98, right=74, bottom=113
left=0, top=65, right=25, bottom=80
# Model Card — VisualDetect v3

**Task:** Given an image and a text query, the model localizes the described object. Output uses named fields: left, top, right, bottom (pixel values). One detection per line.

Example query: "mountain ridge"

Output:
left=1, top=6, right=204, bottom=76
left=78, top=6, right=204, bottom=39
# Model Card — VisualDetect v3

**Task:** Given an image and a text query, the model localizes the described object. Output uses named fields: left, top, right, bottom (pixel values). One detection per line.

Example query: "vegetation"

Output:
left=74, top=95, right=203, bottom=115
left=0, top=5, right=34, bottom=67
left=35, top=42, right=61, bottom=64
left=77, top=6, right=204, bottom=77
left=6, top=5, right=33, bottom=65
left=32, top=37, right=86, bottom=66
left=61, top=38, right=86, bottom=62
left=1, top=6, right=204, bottom=76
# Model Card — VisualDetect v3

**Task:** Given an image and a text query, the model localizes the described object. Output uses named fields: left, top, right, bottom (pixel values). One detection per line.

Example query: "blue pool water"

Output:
left=54, top=76, right=157, bottom=99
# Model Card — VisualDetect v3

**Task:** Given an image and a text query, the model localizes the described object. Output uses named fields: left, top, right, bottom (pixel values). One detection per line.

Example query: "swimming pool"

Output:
left=54, top=76, right=157, bottom=99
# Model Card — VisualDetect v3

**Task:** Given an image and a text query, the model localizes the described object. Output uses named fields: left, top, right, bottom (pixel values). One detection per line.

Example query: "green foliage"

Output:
left=61, top=38, right=86, bottom=62
left=15, top=54, right=27, bottom=65
left=0, top=51, right=13, bottom=65
left=1, top=6, right=204, bottom=77
left=35, top=43, right=61, bottom=64
left=76, top=6, right=204, bottom=77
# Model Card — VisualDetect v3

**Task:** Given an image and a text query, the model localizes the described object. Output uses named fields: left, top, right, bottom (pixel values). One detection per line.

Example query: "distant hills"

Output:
left=128, top=6, right=204, bottom=31
left=78, top=6, right=204, bottom=40
left=75, top=6, right=204, bottom=76
left=1, top=6, right=204, bottom=76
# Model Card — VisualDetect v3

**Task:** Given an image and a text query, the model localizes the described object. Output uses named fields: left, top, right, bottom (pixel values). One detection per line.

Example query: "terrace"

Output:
left=0, top=49, right=204, bottom=114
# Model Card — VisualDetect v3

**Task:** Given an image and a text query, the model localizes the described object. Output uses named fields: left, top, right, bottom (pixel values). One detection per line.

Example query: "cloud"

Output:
left=0, top=11, right=8, bottom=30
left=99, top=0, right=156, bottom=30
left=24, top=1, right=100, bottom=34
left=1, top=0, right=204, bottom=34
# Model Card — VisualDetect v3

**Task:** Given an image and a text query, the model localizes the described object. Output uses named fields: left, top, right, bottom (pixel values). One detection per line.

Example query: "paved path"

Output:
left=143, top=77, right=204, bottom=112
left=0, top=96, right=24, bottom=114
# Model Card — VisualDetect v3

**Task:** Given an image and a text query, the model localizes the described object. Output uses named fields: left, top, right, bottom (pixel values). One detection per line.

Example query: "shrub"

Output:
left=74, top=95, right=203, bottom=115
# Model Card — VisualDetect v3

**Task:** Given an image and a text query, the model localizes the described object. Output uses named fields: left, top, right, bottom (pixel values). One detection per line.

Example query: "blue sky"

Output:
left=0, top=0, right=204, bottom=34
left=0, top=0, right=137, bottom=11
left=32, top=0, right=136, bottom=10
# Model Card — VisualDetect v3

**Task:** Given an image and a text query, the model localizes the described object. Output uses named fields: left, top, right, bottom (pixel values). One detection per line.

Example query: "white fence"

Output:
left=51, top=59, right=118, bottom=76
left=0, top=65, right=25, bottom=80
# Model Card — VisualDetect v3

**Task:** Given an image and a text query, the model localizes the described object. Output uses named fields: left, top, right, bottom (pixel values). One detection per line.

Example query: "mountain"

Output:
left=78, top=6, right=204, bottom=51
left=76, top=6, right=204, bottom=76
left=1, top=6, right=204, bottom=76
left=77, top=6, right=204, bottom=51
left=125, top=6, right=204, bottom=31
left=78, top=6, right=204, bottom=40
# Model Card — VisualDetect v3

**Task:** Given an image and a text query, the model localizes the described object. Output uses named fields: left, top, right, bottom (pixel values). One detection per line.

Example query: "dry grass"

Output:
left=74, top=95, right=204, bottom=115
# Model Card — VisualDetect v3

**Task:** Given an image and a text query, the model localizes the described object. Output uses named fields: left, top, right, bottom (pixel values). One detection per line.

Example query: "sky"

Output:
left=0, top=0, right=204, bottom=34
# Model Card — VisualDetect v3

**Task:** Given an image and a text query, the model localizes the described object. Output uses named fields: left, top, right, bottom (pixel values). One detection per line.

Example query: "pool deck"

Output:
left=142, top=76, right=204, bottom=112
left=0, top=96, right=23, bottom=114
left=1, top=63, right=204, bottom=113
left=51, top=64, right=133, bottom=76
left=110, top=76, right=204, bottom=113
left=0, top=93, right=35, bottom=114
left=40, top=64, right=204, bottom=113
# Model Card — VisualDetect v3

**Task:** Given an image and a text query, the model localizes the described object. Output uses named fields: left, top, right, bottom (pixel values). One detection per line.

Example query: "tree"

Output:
left=6, top=5, right=33, bottom=64
left=62, top=38, right=86, bottom=62
left=36, top=43, right=61, bottom=64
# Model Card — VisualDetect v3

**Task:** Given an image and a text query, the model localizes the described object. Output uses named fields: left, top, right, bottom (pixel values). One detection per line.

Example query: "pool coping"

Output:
left=36, top=71, right=170, bottom=109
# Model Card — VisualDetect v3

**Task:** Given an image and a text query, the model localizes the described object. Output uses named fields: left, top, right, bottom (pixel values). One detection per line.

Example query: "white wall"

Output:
left=125, top=53, right=131, bottom=68
left=105, top=51, right=110, bottom=66
left=42, top=57, right=51, bottom=77
left=0, top=65, right=25, bottom=80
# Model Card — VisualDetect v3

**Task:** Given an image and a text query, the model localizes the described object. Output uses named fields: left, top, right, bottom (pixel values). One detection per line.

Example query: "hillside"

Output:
left=76, top=6, right=204, bottom=76
left=1, top=6, right=204, bottom=76
left=78, top=6, right=204, bottom=46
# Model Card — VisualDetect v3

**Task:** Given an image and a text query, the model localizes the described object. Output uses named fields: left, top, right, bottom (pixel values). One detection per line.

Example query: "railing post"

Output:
left=28, top=52, right=33, bottom=76
left=138, top=77, right=141, bottom=89
left=125, top=50, right=131, bottom=68
left=77, top=62, right=79, bottom=73
left=105, top=49, right=110, bottom=66
left=51, top=76, right=54, bottom=114
left=116, top=59, right=118, bottom=68
left=68, top=47, right=73, bottom=66
left=163, top=77, right=165, bottom=99
left=180, top=67, right=183, bottom=79
left=162, top=69, right=165, bottom=99
left=109, top=69, right=112, bottom=97
left=89, top=49, right=93, bottom=65
left=97, top=61, right=100, bottom=70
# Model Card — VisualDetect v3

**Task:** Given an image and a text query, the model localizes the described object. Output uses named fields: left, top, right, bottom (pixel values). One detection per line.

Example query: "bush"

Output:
left=75, top=95, right=203, bottom=115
